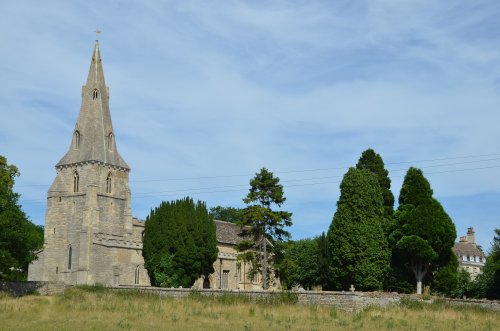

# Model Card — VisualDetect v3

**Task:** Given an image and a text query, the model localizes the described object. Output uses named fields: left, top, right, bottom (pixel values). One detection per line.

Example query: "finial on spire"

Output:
left=95, top=28, right=101, bottom=41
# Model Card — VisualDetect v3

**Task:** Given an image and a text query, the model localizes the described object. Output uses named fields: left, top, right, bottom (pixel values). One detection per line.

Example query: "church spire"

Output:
left=56, top=41, right=129, bottom=170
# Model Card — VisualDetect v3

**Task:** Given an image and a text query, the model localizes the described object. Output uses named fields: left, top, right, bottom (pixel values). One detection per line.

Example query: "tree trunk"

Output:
left=412, top=262, right=427, bottom=295
left=262, top=233, right=268, bottom=290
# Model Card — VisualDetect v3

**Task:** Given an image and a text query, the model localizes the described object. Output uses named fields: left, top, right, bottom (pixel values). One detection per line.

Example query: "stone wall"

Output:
left=113, top=286, right=500, bottom=312
left=0, top=281, right=66, bottom=297
left=446, top=298, right=500, bottom=312
left=114, top=286, right=401, bottom=311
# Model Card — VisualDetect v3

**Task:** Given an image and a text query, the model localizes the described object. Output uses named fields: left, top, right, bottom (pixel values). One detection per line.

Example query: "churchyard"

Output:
left=1, top=286, right=498, bottom=331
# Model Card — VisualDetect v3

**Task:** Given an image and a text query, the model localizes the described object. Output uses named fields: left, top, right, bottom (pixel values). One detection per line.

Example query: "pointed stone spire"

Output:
left=56, top=41, right=129, bottom=170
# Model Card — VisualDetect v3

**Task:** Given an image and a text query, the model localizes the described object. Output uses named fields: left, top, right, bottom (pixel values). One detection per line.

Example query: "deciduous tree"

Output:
left=0, top=155, right=43, bottom=280
left=209, top=206, right=244, bottom=223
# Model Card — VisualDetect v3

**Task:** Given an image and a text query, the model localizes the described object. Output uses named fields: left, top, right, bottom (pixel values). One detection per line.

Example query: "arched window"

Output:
left=106, top=172, right=112, bottom=194
left=203, top=277, right=211, bottom=289
left=73, top=172, right=79, bottom=192
left=134, top=266, right=140, bottom=285
left=68, top=245, right=72, bottom=270
left=106, top=133, right=113, bottom=150
left=74, top=130, right=80, bottom=149
left=92, top=88, right=99, bottom=100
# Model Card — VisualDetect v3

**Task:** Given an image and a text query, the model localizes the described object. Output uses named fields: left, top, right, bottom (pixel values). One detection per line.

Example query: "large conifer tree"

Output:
left=356, top=149, right=394, bottom=234
left=391, top=167, right=456, bottom=294
left=327, top=168, right=390, bottom=291
left=238, top=167, right=292, bottom=289
left=142, top=197, right=218, bottom=288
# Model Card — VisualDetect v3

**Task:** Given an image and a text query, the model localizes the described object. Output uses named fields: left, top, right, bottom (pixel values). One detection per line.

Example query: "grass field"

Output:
left=1, top=287, right=499, bottom=331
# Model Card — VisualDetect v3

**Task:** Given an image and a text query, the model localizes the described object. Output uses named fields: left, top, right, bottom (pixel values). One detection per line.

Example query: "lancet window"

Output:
left=68, top=245, right=72, bottom=270
left=134, top=266, right=140, bottom=285
left=74, top=130, right=80, bottom=149
left=73, top=172, right=79, bottom=193
left=107, top=133, right=113, bottom=150
left=106, top=172, right=112, bottom=194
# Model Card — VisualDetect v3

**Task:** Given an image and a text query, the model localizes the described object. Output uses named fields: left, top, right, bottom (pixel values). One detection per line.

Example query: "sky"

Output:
left=1, top=1, right=499, bottom=251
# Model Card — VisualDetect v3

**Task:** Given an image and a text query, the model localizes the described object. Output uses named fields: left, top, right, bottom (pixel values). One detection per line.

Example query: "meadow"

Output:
left=0, top=287, right=498, bottom=331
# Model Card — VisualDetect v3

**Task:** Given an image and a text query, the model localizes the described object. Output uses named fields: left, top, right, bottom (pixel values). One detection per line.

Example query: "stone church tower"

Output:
left=28, top=41, right=150, bottom=286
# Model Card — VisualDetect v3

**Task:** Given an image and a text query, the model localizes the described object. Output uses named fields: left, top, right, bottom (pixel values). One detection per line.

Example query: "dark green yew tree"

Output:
left=356, top=149, right=395, bottom=234
left=142, top=197, right=218, bottom=288
left=327, top=168, right=390, bottom=291
left=238, top=167, right=292, bottom=289
left=392, top=167, right=456, bottom=294
left=0, top=155, right=43, bottom=280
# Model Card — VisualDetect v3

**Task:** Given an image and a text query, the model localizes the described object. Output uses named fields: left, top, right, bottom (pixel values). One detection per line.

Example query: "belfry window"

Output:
left=68, top=245, right=72, bottom=270
left=106, top=172, right=112, bottom=194
left=73, top=172, right=79, bottom=192
left=107, top=133, right=113, bottom=150
left=74, top=130, right=80, bottom=149
left=92, top=88, right=99, bottom=100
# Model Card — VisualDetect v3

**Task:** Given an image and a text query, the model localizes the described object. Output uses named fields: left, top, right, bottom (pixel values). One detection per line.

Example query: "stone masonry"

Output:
left=27, top=41, right=271, bottom=290
left=28, top=41, right=150, bottom=286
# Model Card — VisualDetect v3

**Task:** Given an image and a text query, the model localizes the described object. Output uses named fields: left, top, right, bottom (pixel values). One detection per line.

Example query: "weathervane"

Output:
left=95, top=28, right=101, bottom=39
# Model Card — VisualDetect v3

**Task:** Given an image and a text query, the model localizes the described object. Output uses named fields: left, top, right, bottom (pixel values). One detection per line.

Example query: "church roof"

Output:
left=214, top=220, right=248, bottom=245
left=56, top=41, right=129, bottom=170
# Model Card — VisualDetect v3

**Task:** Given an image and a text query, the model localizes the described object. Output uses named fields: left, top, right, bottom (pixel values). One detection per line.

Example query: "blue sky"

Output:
left=1, top=1, right=499, bottom=250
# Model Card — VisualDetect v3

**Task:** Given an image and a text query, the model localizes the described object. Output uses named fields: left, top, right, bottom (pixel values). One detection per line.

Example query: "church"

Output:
left=28, top=41, right=274, bottom=290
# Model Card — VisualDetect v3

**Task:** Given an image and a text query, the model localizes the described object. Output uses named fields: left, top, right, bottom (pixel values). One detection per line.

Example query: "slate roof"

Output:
left=214, top=220, right=248, bottom=245
left=452, top=242, right=486, bottom=258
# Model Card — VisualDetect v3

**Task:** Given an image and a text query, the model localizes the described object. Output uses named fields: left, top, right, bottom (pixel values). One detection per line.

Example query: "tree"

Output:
left=209, top=206, right=244, bottom=223
left=453, top=268, right=472, bottom=298
left=0, top=155, right=43, bottom=280
left=327, top=168, right=390, bottom=291
left=238, top=167, right=292, bottom=289
left=317, top=232, right=330, bottom=290
left=356, top=149, right=395, bottom=234
left=392, top=168, right=456, bottom=294
left=472, top=228, right=500, bottom=299
left=276, top=238, right=320, bottom=290
left=142, top=197, right=218, bottom=288
left=431, top=252, right=459, bottom=296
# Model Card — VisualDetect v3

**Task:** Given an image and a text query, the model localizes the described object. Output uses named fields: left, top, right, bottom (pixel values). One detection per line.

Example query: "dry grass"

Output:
left=0, top=288, right=499, bottom=331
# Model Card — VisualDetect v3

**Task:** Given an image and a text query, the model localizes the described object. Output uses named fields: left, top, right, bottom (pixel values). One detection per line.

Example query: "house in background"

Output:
left=452, top=227, right=486, bottom=279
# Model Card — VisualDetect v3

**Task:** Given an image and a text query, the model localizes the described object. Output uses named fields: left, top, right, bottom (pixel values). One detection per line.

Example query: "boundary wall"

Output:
left=0, top=281, right=65, bottom=296
left=1, top=282, right=499, bottom=312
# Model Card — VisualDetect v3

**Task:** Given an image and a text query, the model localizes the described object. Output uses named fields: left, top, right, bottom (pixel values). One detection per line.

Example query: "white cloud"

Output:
left=1, top=0, right=499, bottom=249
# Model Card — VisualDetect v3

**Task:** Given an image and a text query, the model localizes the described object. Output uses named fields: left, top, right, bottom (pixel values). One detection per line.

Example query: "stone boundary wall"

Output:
left=2, top=282, right=498, bottom=312
left=115, top=286, right=402, bottom=311
left=446, top=298, right=500, bottom=312
left=115, top=285, right=500, bottom=312
left=0, top=281, right=66, bottom=297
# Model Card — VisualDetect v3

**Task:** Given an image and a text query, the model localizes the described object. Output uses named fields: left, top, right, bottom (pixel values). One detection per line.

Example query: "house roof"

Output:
left=452, top=242, right=486, bottom=258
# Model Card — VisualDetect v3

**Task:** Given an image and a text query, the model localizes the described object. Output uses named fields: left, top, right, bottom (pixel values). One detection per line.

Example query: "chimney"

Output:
left=466, top=227, right=475, bottom=244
